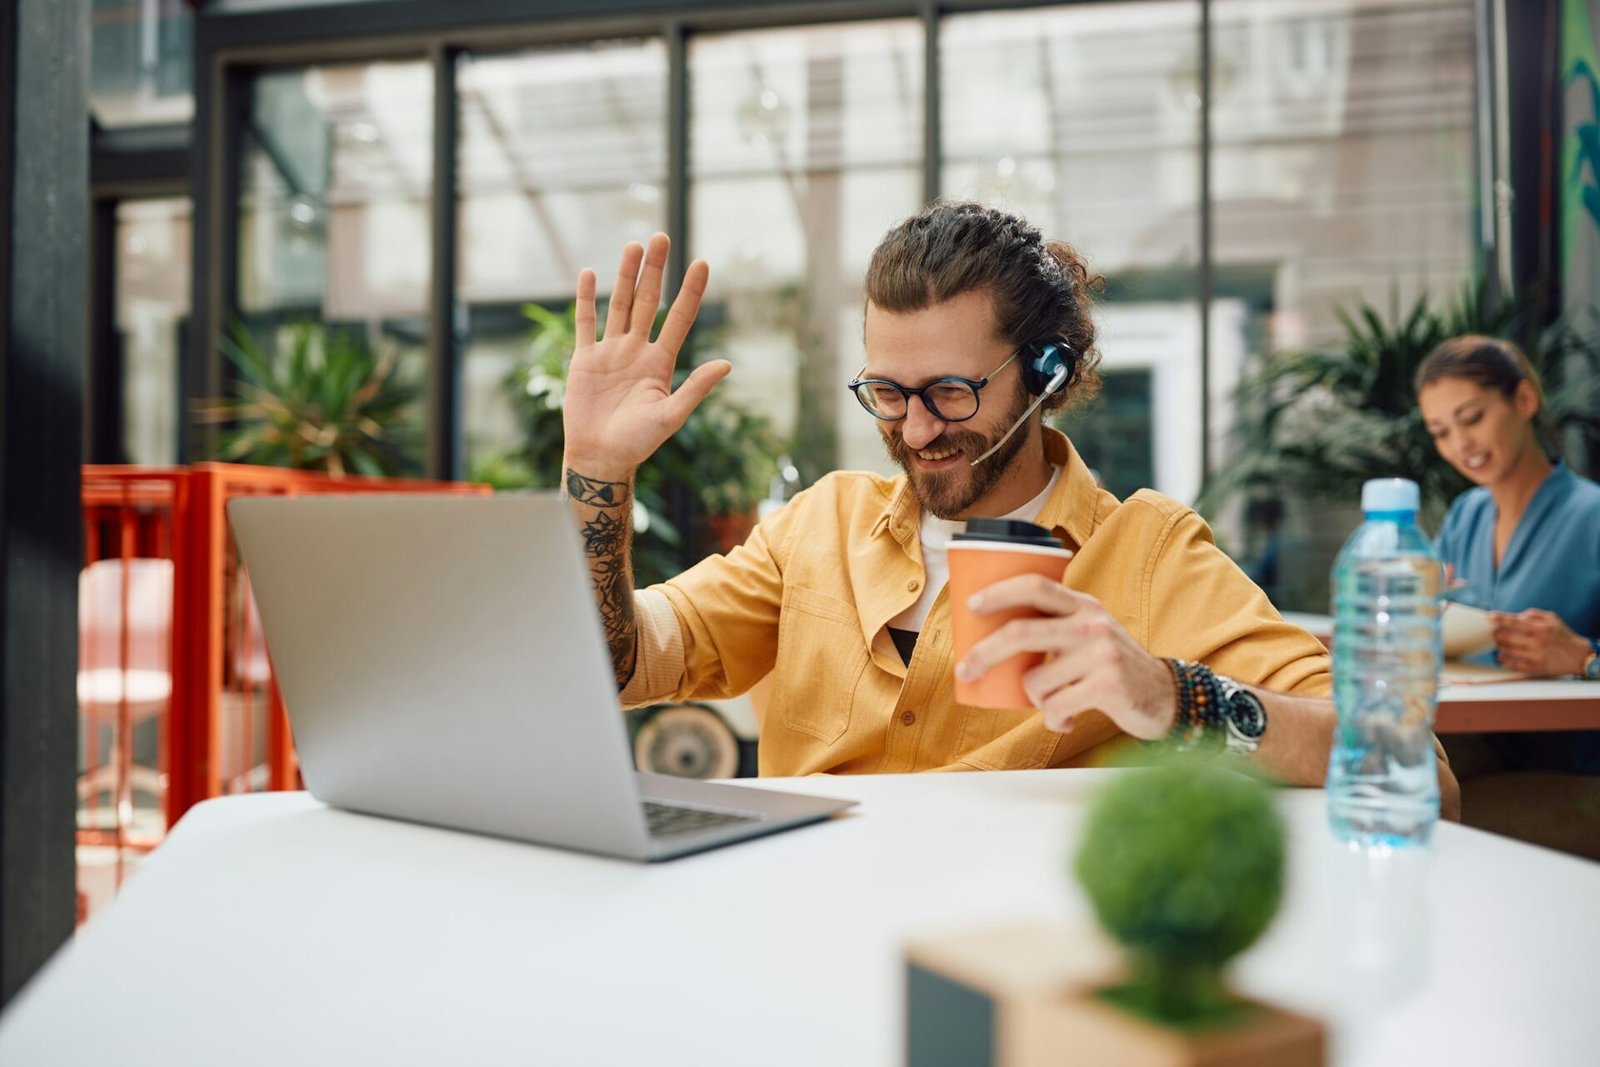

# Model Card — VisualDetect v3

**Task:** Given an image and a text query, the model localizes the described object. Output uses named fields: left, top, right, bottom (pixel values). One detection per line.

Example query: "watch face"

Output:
left=1587, top=655, right=1600, bottom=681
left=1229, top=690, right=1267, bottom=739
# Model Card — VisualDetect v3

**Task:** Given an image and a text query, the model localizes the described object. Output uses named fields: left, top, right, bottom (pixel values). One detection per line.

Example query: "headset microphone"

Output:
left=967, top=359, right=1071, bottom=467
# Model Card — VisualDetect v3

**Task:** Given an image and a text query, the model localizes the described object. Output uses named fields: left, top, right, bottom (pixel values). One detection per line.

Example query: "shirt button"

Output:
left=900, top=710, right=916, bottom=726
left=907, top=579, right=920, bottom=592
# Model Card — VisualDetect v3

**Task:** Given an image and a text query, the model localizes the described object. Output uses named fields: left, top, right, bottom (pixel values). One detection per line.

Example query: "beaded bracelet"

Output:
left=1162, top=657, right=1226, bottom=752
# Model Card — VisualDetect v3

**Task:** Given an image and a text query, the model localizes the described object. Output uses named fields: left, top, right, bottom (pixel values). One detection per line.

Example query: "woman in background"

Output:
left=1416, top=335, right=1600, bottom=855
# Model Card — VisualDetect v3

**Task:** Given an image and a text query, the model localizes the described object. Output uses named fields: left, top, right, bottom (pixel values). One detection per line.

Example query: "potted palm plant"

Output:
left=195, top=321, right=424, bottom=477
left=1203, top=282, right=1600, bottom=528
left=1198, top=283, right=1600, bottom=610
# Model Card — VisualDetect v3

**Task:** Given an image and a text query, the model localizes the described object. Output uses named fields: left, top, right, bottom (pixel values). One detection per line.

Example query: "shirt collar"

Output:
left=872, top=428, right=1099, bottom=552
left=1035, top=428, right=1099, bottom=551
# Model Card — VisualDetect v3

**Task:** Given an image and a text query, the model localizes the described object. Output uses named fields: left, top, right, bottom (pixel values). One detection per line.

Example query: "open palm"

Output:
left=563, top=234, right=730, bottom=472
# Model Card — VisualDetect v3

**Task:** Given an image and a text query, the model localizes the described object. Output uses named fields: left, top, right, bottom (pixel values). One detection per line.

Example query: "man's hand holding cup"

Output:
left=950, top=522, right=1177, bottom=741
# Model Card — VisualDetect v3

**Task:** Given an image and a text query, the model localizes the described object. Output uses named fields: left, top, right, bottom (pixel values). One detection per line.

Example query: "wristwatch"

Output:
left=1585, top=637, right=1600, bottom=681
left=1214, top=674, right=1267, bottom=756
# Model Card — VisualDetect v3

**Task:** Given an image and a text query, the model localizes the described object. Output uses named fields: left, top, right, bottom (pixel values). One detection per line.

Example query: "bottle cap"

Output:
left=1361, top=478, right=1420, bottom=514
left=953, top=518, right=1063, bottom=548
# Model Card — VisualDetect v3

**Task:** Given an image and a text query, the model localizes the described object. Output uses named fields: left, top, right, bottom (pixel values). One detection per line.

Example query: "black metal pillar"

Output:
left=86, top=197, right=124, bottom=464
left=1503, top=0, right=1561, bottom=322
left=428, top=44, right=462, bottom=479
left=187, top=15, right=245, bottom=464
left=666, top=20, right=689, bottom=299
left=1473, top=0, right=1509, bottom=307
left=0, top=0, right=86, bottom=1006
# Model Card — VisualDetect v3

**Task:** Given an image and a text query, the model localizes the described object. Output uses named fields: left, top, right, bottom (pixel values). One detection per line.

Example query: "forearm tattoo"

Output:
left=568, top=470, right=637, bottom=686
left=566, top=469, right=626, bottom=507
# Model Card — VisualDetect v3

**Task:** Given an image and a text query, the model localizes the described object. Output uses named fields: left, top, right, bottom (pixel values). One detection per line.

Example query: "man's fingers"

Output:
left=604, top=242, right=645, bottom=340
left=574, top=268, right=598, bottom=348
left=662, top=360, right=732, bottom=430
left=1033, top=677, right=1104, bottom=733
left=630, top=233, right=671, bottom=336
left=957, top=617, right=1083, bottom=681
left=967, top=573, right=1080, bottom=616
left=1021, top=652, right=1093, bottom=709
left=655, top=259, right=709, bottom=355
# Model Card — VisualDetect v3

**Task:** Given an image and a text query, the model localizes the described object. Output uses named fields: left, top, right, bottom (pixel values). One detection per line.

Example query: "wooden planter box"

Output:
left=905, top=925, right=1323, bottom=1067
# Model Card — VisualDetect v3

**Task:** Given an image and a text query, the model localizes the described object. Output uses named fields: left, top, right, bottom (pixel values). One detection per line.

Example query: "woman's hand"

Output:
left=562, top=233, right=730, bottom=476
left=1491, top=609, right=1591, bottom=677
left=955, top=575, right=1177, bottom=740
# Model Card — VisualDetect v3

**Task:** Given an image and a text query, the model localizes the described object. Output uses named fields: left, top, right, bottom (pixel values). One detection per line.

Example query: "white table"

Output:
left=2, top=771, right=1596, bottom=1066
left=1279, top=611, right=1600, bottom=733
left=1436, top=678, right=1600, bottom=733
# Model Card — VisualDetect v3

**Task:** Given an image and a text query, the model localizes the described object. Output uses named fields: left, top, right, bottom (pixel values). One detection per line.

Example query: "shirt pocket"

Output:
left=956, top=706, right=1063, bottom=770
left=773, top=585, right=870, bottom=745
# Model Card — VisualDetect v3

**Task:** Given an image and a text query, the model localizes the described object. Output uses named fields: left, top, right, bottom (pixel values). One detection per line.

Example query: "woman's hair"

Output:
left=1415, top=334, right=1543, bottom=404
left=863, top=200, right=1103, bottom=413
left=1415, top=334, right=1554, bottom=449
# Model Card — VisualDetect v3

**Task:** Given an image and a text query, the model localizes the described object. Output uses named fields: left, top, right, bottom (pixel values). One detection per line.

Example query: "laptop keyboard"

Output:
left=642, top=800, right=762, bottom=838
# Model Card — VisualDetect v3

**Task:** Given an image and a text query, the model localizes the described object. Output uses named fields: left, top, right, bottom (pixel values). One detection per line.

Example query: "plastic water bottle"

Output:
left=1327, top=478, right=1443, bottom=848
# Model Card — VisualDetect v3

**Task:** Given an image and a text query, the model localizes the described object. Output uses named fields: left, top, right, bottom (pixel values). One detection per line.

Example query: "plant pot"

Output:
left=904, top=924, right=1323, bottom=1067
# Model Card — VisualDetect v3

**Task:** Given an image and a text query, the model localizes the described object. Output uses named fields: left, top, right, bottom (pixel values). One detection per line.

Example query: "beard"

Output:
left=883, top=389, right=1034, bottom=520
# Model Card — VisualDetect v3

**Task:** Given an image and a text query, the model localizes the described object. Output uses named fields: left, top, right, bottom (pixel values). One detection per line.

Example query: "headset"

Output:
left=1020, top=340, right=1076, bottom=399
left=969, top=340, right=1076, bottom=466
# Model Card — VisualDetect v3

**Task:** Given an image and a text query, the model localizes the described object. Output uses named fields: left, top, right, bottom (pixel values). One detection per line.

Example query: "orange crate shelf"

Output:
left=80, top=464, right=491, bottom=845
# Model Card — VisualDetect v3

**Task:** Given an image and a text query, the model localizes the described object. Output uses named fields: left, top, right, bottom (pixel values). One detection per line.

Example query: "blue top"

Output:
left=1436, top=462, right=1600, bottom=773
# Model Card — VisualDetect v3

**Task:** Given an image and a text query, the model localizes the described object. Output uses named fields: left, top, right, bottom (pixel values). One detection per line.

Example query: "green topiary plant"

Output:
left=1074, top=762, right=1285, bottom=1027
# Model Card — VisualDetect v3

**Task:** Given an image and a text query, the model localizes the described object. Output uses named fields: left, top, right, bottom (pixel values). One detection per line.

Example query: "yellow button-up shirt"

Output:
left=624, top=430, right=1330, bottom=775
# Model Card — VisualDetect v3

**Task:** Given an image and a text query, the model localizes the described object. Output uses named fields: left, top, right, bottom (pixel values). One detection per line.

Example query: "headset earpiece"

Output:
left=1021, top=341, right=1075, bottom=397
left=967, top=340, right=1077, bottom=467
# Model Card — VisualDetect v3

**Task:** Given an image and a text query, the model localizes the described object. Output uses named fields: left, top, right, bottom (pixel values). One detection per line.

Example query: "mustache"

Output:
left=886, top=429, right=990, bottom=466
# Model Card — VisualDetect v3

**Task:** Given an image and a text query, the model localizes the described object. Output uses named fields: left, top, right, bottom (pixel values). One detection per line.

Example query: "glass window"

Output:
left=91, top=0, right=194, bottom=126
left=1057, top=368, right=1155, bottom=501
left=1210, top=0, right=1477, bottom=344
left=941, top=2, right=1204, bottom=503
left=690, top=20, right=925, bottom=481
left=1210, top=0, right=1478, bottom=608
left=237, top=60, right=433, bottom=475
left=456, top=40, right=668, bottom=478
left=115, top=197, right=191, bottom=466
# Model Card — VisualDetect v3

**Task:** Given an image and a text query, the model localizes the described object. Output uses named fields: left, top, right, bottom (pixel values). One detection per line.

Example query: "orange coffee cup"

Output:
left=948, top=518, right=1073, bottom=710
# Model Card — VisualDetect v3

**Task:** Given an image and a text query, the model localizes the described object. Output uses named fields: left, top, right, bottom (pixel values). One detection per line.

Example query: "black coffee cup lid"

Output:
left=953, top=518, right=1063, bottom=549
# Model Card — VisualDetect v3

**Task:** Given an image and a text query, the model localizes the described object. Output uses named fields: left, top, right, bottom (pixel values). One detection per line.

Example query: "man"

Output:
left=560, top=201, right=1459, bottom=811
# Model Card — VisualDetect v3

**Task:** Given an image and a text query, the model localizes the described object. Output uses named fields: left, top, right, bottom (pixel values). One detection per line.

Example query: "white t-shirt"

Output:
left=888, top=465, right=1063, bottom=635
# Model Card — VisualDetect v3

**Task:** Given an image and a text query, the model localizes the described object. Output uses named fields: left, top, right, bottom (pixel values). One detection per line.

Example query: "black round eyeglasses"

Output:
left=846, top=352, right=1019, bottom=423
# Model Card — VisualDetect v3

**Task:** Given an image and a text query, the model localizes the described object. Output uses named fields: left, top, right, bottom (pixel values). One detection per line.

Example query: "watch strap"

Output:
left=1215, top=674, right=1266, bottom=755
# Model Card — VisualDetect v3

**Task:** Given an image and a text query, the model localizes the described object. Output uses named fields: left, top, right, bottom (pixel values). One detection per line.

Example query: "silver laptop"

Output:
left=227, top=493, right=855, bottom=861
